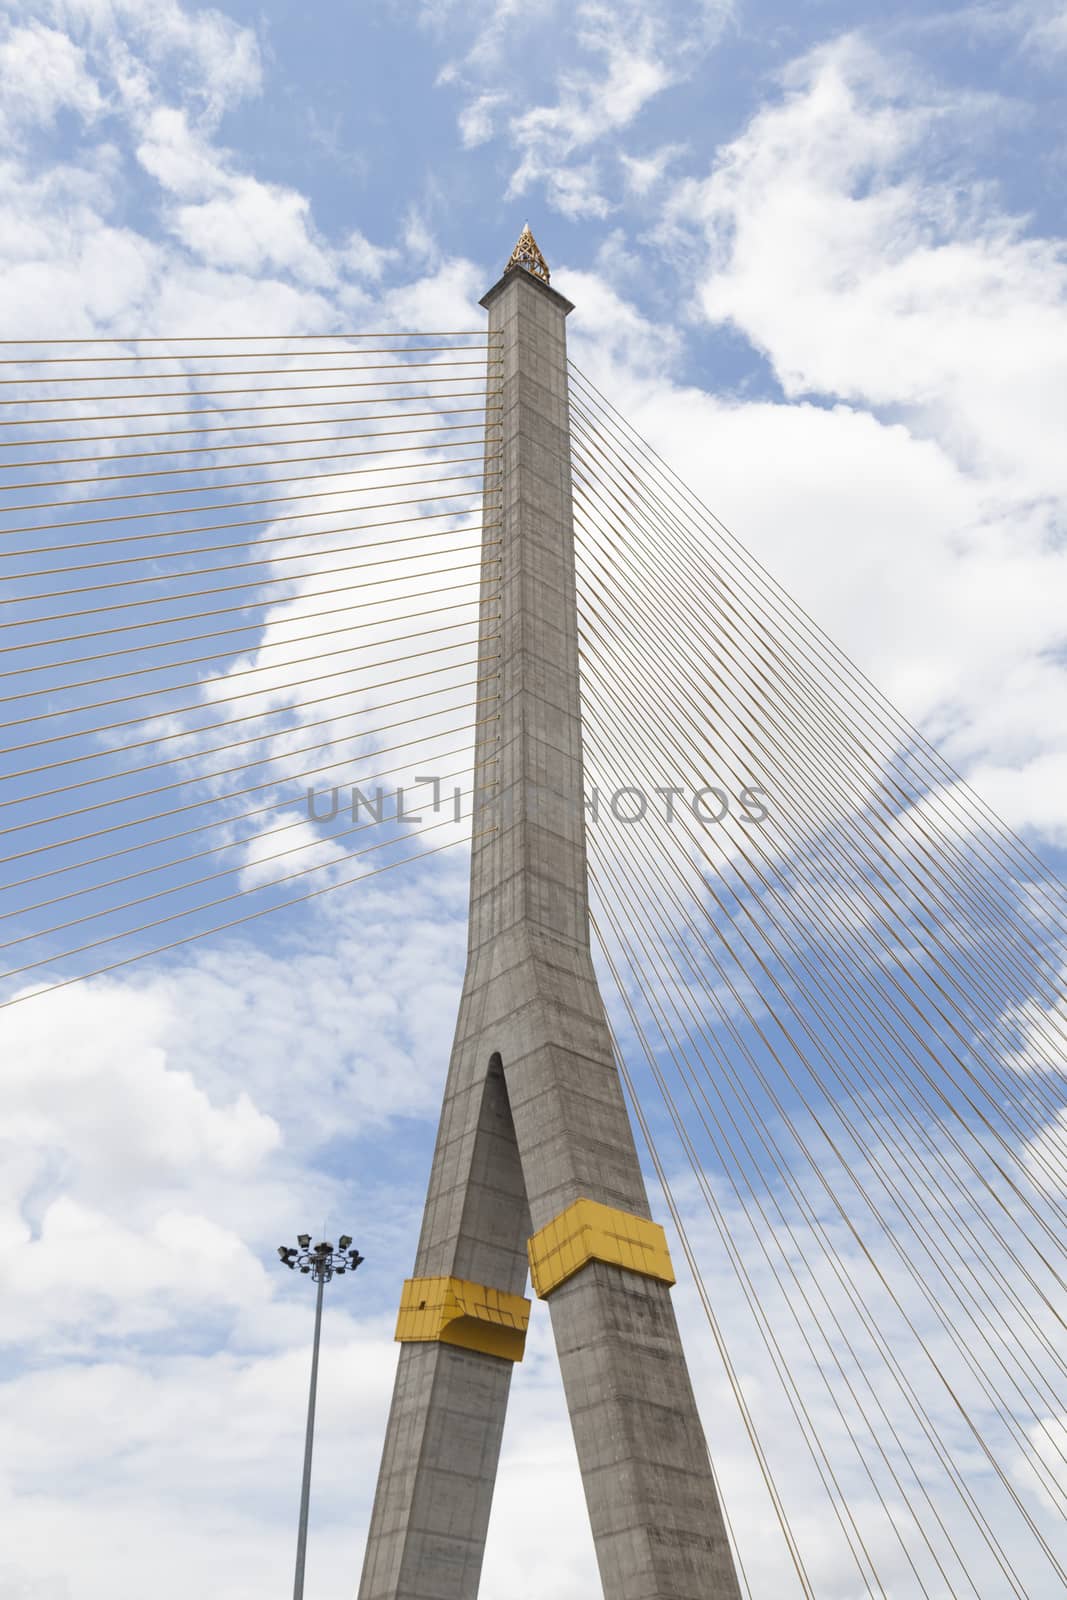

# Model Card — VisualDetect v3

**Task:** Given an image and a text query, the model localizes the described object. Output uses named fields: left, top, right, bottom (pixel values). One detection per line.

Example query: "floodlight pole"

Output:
left=277, top=1235, right=364, bottom=1600
left=294, top=1266, right=324, bottom=1600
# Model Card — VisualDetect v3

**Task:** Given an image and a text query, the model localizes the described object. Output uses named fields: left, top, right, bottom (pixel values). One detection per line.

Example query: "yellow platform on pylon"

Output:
left=395, top=1275, right=530, bottom=1362
left=527, top=1198, right=676, bottom=1299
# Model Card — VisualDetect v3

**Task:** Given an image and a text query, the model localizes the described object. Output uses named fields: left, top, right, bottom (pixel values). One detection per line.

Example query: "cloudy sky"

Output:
left=0, top=1, right=1065, bottom=1596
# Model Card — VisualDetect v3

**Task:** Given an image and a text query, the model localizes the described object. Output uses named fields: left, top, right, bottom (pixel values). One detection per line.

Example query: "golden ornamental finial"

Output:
left=506, top=223, right=550, bottom=285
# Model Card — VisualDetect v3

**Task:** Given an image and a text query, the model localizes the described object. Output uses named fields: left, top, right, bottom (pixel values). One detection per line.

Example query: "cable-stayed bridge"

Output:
left=0, top=230, right=1063, bottom=1598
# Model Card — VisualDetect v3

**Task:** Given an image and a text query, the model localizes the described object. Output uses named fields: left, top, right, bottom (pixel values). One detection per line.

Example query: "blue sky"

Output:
left=0, top=1, right=1065, bottom=1597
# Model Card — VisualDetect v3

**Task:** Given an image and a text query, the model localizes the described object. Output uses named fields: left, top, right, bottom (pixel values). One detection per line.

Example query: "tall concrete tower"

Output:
left=358, top=228, right=742, bottom=1600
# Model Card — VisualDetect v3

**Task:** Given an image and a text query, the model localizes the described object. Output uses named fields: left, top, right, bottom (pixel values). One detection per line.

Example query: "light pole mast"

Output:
left=278, top=1233, right=364, bottom=1600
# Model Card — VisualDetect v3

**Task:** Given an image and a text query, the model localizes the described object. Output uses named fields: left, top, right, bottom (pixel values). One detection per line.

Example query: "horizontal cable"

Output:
left=0, top=613, right=483, bottom=741
left=0, top=754, right=481, bottom=918
left=0, top=501, right=489, bottom=564
left=0, top=684, right=492, bottom=838
left=0, top=345, right=492, bottom=369
left=0, top=674, right=485, bottom=819
left=0, top=373, right=489, bottom=410
left=0, top=795, right=478, bottom=983
left=10, top=740, right=486, bottom=902
left=0, top=693, right=498, bottom=852
left=0, top=331, right=491, bottom=343
left=0, top=547, right=489, bottom=633
left=0, top=781, right=477, bottom=952
left=0, top=587, right=496, bottom=690
left=0, top=828, right=486, bottom=1013
left=0, top=716, right=487, bottom=871
left=0, top=359, right=491, bottom=390
left=0, top=389, right=493, bottom=430
left=0, top=561, right=494, bottom=654
left=1, top=516, right=487, bottom=582
left=0, top=401, right=499, bottom=450
left=0, top=425, right=488, bottom=490
left=0, top=465, right=490, bottom=538
left=2, top=535, right=490, bottom=616
left=1, top=648, right=497, bottom=782
left=0, top=615, right=484, bottom=732
left=0, top=489, right=489, bottom=562
left=0, top=450, right=487, bottom=512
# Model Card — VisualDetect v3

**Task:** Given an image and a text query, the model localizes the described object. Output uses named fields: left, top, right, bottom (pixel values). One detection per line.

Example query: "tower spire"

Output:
left=506, top=221, right=550, bottom=284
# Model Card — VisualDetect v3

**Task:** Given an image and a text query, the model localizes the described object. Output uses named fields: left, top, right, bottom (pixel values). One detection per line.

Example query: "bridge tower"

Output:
left=357, top=227, right=742, bottom=1600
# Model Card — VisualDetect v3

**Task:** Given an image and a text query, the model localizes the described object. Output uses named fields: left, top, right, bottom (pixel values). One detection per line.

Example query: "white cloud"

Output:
left=343, top=227, right=399, bottom=281
left=505, top=9, right=676, bottom=217
left=620, top=140, right=686, bottom=196
left=435, top=0, right=733, bottom=218
left=0, top=875, right=472, bottom=1593
left=175, top=183, right=333, bottom=284
left=677, top=36, right=1067, bottom=497
left=0, top=22, right=103, bottom=134
left=0, top=981, right=278, bottom=1198
left=609, top=32, right=1067, bottom=840
left=560, top=263, right=683, bottom=371
left=1021, top=2, right=1067, bottom=54
left=0, top=1325, right=400, bottom=1600
left=1013, top=1412, right=1067, bottom=1511
left=457, top=89, right=503, bottom=148
left=0, top=12, right=485, bottom=338
left=0, top=863, right=471, bottom=1333
left=136, top=106, right=337, bottom=285
left=968, top=750, right=1067, bottom=847
left=0, top=45, right=337, bottom=336
left=0, top=981, right=281, bottom=1340
left=133, top=103, right=228, bottom=196
left=43, top=0, right=262, bottom=120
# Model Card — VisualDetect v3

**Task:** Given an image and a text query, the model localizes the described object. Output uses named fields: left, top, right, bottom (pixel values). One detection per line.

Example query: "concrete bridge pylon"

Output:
left=357, top=227, right=742, bottom=1600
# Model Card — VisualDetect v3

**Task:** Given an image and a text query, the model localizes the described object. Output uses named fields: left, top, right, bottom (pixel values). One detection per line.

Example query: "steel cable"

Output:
left=571, top=449, right=1067, bottom=1142
left=0, top=828, right=488, bottom=1012
left=569, top=366, right=1067, bottom=944
left=575, top=480, right=1067, bottom=1216
left=0, top=402, right=500, bottom=449
left=575, top=403, right=1067, bottom=1100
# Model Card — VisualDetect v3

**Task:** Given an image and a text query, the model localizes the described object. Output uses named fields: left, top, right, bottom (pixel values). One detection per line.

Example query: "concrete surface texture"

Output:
left=357, top=260, right=742, bottom=1600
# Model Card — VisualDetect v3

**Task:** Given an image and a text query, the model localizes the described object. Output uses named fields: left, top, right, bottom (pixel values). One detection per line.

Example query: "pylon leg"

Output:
left=358, top=1043, right=529, bottom=1600
left=358, top=1343, right=514, bottom=1599
left=497, top=964, right=742, bottom=1598
left=543, top=1268, right=742, bottom=1595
